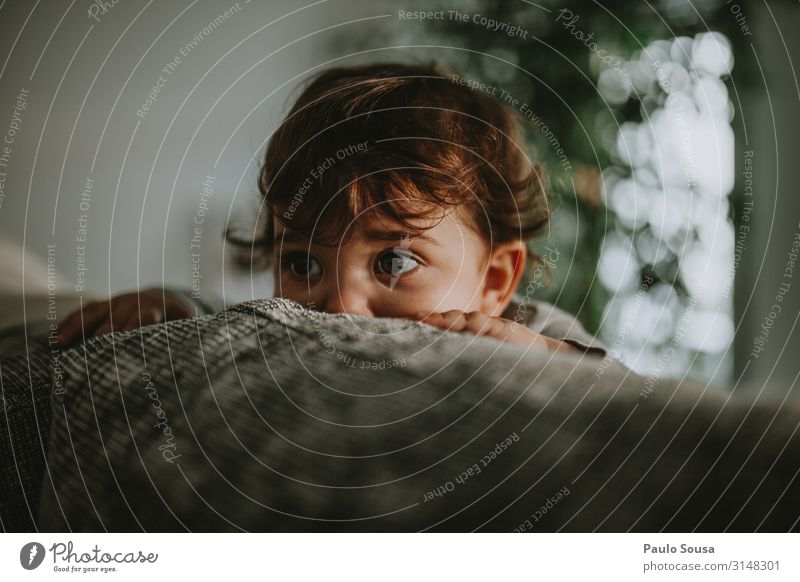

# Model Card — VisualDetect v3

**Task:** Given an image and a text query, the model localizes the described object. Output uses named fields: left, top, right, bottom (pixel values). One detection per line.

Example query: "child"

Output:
left=58, top=62, right=604, bottom=357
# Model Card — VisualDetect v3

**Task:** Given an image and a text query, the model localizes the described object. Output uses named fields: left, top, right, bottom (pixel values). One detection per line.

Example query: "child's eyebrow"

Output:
left=274, top=229, right=442, bottom=247
left=363, top=230, right=443, bottom=247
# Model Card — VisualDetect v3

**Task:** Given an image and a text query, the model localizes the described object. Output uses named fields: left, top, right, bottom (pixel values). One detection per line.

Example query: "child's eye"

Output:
left=375, top=248, right=420, bottom=278
left=282, top=252, right=322, bottom=278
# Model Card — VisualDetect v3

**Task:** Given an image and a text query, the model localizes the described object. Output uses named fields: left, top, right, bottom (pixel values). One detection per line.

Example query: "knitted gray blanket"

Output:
left=27, top=298, right=800, bottom=531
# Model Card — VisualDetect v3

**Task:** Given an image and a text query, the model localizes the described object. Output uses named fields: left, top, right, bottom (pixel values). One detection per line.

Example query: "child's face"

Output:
left=272, top=208, right=523, bottom=320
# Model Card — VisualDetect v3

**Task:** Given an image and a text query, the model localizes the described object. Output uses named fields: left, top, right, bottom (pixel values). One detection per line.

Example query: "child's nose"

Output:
left=323, top=286, right=373, bottom=317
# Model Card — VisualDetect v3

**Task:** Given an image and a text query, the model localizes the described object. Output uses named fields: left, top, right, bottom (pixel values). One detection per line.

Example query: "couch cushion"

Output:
left=0, top=321, right=55, bottom=531
left=37, top=298, right=800, bottom=531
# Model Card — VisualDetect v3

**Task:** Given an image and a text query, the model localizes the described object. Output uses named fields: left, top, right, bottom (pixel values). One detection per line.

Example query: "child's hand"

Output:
left=57, top=291, right=193, bottom=348
left=415, top=309, right=575, bottom=353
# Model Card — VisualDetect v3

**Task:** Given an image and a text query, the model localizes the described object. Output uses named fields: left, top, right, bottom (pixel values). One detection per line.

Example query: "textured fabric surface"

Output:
left=0, top=320, right=56, bottom=531
left=165, top=286, right=606, bottom=354
left=34, top=298, right=800, bottom=532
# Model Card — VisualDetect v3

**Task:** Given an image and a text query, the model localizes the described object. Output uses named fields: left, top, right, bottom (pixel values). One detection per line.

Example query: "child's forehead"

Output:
left=272, top=206, right=478, bottom=246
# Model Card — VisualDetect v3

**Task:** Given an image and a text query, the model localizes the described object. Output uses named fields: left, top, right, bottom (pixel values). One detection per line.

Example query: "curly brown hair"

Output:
left=228, top=61, right=549, bottom=269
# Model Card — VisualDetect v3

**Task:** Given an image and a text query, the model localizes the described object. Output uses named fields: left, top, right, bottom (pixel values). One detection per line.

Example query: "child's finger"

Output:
left=413, top=311, right=442, bottom=325
left=57, top=301, right=110, bottom=346
left=119, top=304, right=158, bottom=332
left=165, top=299, right=193, bottom=320
left=514, top=327, right=552, bottom=350
left=122, top=306, right=165, bottom=334
left=87, top=301, right=138, bottom=339
left=90, top=317, right=115, bottom=339
left=118, top=312, right=143, bottom=332
left=419, top=310, right=494, bottom=336
left=458, top=311, right=494, bottom=336
left=431, top=310, right=469, bottom=331
left=56, top=304, right=93, bottom=342
left=108, top=303, right=140, bottom=333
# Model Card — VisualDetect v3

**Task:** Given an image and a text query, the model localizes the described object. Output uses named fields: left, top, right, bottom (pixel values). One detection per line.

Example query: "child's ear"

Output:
left=481, top=240, right=527, bottom=317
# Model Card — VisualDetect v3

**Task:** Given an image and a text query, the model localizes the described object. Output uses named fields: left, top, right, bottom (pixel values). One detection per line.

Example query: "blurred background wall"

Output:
left=735, top=1, right=800, bottom=395
left=1, top=0, right=798, bottom=396
left=0, top=0, right=351, bottom=304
